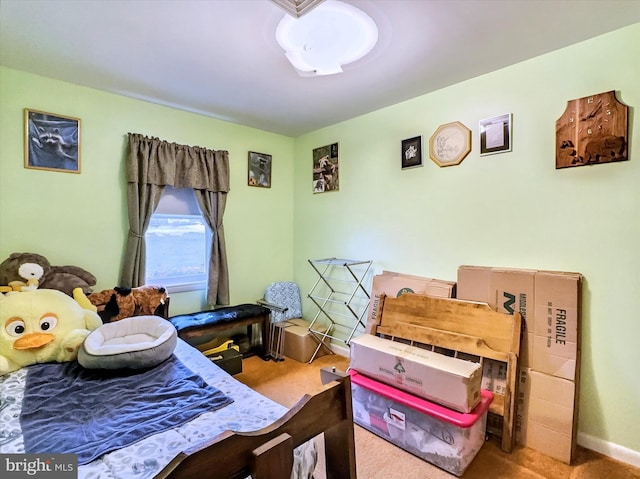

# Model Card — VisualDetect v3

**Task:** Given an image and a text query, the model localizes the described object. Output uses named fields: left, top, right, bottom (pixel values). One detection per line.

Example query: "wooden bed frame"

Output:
left=368, top=293, right=522, bottom=453
left=157, top=374, right=356, bottom=479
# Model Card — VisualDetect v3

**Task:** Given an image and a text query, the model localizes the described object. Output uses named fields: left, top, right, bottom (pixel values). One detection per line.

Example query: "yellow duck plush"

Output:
left=0, top=288, right=102, bottom=375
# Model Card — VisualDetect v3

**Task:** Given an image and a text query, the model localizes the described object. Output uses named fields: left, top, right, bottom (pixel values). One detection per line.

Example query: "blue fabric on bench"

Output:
left=169, top=304, right=269, bottom=332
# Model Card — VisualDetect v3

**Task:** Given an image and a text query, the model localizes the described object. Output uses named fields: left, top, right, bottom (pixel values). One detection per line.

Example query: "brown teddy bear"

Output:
left=0, top=252, right=96, bottom=296
left=88, top=285, right=168, bottom=323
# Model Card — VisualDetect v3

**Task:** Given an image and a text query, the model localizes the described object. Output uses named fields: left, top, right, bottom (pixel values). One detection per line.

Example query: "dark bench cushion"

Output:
left=169, top=304, right=270, bottom=332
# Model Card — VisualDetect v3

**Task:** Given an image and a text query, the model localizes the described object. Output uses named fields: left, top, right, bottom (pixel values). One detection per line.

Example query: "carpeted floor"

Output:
left=235, top=353, right=640, bottom=479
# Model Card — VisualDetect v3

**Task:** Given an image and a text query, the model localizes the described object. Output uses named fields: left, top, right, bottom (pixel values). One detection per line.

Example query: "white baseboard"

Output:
left=327, top=344, right=640, bottom=469
left=328, top=343, right=350, bottom=358
left=578, top=432, right=640, bottom=468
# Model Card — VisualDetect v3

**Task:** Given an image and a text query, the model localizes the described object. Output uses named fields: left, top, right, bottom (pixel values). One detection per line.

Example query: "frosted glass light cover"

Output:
left=276, top=0, right=378, bottom=76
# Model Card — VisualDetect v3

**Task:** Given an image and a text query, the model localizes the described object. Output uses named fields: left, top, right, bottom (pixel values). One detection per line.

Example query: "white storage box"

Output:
left=349, top=370, right=492, bottom=477
left=350, top=334, right=482, bottom=412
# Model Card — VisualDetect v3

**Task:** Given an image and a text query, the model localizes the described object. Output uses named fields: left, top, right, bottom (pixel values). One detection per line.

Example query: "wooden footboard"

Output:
left=157, top=374, right=356, bottom=479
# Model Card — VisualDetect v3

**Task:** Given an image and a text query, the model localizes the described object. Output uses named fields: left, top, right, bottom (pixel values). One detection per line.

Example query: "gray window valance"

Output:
left=121, top=133, right=230, bottom=306
left=126, top=133, right=230, bottom=191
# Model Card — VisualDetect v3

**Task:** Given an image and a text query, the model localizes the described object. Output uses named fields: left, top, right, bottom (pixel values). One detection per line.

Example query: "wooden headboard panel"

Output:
left=369, top=293, right=522, bottom=453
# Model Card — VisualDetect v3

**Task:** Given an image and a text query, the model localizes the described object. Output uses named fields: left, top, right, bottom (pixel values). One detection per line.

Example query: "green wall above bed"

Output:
left=0, top=66, right=296, bottom=314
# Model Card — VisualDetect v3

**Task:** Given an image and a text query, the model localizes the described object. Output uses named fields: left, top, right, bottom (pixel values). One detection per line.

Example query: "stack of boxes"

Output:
left=350, top=272, right=493, bottom=476
left=457, top=266, right=582, bottom=463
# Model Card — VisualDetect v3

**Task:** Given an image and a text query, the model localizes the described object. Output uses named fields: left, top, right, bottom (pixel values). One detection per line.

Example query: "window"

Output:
left=145, top=186, right=211, bottom=292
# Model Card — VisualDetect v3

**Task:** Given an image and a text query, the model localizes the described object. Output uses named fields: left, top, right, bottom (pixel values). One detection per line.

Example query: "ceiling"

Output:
left=1, top=0, right=639, bottom=137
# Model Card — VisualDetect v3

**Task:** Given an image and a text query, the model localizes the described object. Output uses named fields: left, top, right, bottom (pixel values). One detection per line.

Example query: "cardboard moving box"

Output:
left=350, top=334, right=482, bottom=413
left=532, top=272, right=581, bottom=380
left=366, top=271, right=456, bottom=334
left=516, top=368, right=578, bottom=464
left=275, top=318, right=330, bottom=363
left=457, top=266, right=535, bottom=367
left=457, top=266, right=582, bottom=381
left=457, top=265, right=582, bottom=464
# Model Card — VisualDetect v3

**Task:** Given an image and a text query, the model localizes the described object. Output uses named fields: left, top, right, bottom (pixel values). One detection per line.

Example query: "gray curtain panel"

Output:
left=120, top=133, right=230, bottom=306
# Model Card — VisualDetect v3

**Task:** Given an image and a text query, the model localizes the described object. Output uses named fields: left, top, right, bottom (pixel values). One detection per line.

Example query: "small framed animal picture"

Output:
left=248, top=151, right=272, bottom=188
left=24, top=109, right=81, bottom=173
left=401, top=136, right=422, bottom=169
left=312, top=142, right=339, bottom=193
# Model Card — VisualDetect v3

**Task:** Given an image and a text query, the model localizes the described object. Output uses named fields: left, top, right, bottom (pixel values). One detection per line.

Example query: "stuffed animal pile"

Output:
left=0, top=253, right=168, bottom=326
left=88, top=285, right=168, bottom=323
left=0, top=252, right=96, bottom=296
left=0, top=288, right=103, bottom=375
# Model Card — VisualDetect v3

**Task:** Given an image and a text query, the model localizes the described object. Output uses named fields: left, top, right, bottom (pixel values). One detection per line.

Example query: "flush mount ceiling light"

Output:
left=275, top=0, right=379, bottom=76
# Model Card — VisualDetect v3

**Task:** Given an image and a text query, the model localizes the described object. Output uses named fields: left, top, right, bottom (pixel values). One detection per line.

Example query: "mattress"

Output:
left=0, top=339, right=313, bottom=479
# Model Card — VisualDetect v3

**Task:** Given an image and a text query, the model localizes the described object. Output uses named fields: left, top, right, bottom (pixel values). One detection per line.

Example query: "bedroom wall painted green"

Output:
left=0, top=23, right=638, bottom=459
left=0, top=67, right=296, bottom=314
left=292, top=24, right=639, bottom=456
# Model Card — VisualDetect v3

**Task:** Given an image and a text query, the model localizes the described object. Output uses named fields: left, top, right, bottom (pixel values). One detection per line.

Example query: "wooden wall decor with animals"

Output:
left=556, top=90, right=629, bottom=169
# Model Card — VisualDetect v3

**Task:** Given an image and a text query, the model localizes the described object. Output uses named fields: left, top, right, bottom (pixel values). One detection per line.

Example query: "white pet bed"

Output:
left=78, top=315, right=177, bottom=369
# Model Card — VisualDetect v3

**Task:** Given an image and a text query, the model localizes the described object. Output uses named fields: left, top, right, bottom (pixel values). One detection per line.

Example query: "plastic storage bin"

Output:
left=349, top=370, right=493, bottom=476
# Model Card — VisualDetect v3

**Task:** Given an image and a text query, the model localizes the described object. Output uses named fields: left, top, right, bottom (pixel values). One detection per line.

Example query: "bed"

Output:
left=0, top=338, right=356, bottom=479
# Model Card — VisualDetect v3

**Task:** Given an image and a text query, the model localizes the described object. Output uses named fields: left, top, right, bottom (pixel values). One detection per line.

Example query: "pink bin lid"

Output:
left=348, top=369, right=493, bottom=428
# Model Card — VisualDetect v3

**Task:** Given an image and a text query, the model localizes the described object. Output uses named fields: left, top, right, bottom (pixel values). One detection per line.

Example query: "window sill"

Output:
left=164, top=282, right=206, bottom=294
